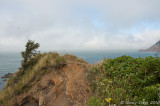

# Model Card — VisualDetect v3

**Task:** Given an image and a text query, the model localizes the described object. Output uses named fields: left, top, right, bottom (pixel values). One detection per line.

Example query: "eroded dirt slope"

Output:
left=15, top=62, right=92, bottom=106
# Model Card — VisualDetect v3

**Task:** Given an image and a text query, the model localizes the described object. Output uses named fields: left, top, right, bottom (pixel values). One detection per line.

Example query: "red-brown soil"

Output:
left=15, top=63, right=92, bottom=106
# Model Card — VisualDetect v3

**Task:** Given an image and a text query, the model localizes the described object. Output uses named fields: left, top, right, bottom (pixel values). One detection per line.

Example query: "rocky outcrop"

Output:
left=139, top=40, right=160, bottom=52
left=13, top=63, right=91, bottom=106
left=1, top=73, right=13, bottom=79
left=0, top=53, right=92, bottom=106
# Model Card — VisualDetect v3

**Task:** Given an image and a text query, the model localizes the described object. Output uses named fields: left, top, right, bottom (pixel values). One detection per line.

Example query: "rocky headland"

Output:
left=139, top=40, right=160, bottom=52
left=0, top=53, right=92, bottom=106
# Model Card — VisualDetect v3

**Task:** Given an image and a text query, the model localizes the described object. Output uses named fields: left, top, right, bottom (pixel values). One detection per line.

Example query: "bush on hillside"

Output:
left=87, top=56, right=160, bottom=106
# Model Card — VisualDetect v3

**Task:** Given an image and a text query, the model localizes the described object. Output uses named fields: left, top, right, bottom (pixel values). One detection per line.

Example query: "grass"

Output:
left=63, top=54, right=87, bottom=63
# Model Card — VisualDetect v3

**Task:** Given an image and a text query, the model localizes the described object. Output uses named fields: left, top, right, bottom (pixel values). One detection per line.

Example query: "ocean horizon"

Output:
left=0, top=50, right=160, bottom=90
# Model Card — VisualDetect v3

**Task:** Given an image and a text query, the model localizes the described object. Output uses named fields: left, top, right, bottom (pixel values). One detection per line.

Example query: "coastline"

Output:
left=0, top=51, right=160, bottom=91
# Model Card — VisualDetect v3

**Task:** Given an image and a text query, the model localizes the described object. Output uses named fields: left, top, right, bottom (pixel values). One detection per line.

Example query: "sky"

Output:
left=0, top=0, right=160, bottom=52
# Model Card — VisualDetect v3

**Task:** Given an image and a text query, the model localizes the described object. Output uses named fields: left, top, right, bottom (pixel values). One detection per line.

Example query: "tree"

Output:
left=21, top=40, right=40, bottom=71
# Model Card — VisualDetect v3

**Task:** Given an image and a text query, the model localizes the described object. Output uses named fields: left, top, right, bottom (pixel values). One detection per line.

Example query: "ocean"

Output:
left=0, top=51, right=160, bottom=90
left=0, top=52, right=22, bottom=90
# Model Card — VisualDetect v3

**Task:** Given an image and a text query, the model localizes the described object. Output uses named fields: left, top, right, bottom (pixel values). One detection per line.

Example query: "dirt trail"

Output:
left=15, top=63, right=92, bottom=106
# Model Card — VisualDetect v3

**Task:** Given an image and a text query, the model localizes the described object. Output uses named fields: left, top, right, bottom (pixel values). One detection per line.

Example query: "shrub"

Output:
left=21, top=40, right=40, bottom=71
left=87, top=56, right=160, bottom=105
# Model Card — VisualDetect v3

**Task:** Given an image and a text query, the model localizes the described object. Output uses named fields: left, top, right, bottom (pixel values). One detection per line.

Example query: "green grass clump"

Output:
left=87, top=56, right=160, bottom=106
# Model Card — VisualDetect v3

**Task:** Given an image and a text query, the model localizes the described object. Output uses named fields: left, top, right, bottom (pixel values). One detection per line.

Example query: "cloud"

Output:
left=0, top=0, right=160, bottom=52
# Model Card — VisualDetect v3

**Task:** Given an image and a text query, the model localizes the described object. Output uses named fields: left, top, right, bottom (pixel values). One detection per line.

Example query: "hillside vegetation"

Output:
left=87, top=56, right=160, bottom=106
left=0, top=52, right=65, bottom=105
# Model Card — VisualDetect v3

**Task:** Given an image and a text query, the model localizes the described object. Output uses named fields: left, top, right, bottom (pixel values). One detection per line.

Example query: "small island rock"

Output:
left=1, top=73, right=13, bottom=79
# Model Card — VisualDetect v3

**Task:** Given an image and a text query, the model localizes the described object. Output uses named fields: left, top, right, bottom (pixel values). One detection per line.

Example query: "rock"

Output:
left=1, top=73, right=13, bottom=79
left=140, top=40, right=160, bottom=52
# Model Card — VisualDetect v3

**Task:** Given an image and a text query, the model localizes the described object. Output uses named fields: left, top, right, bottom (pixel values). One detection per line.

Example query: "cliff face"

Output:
left=146, top=40, right=160, bottom=52
left=140, top=40, right=160, bottom=52
left=0, top=53, right=92, bottom=106
left=16, top=63, right=91, bottom=106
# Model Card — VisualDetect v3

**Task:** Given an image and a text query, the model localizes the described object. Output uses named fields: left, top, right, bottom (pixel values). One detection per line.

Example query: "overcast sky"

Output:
left=0, top=0, right=160, bottom=52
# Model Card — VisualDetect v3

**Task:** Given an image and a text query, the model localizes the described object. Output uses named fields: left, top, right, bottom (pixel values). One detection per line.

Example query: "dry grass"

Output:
left=64, top=54, right=87, bottom=63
